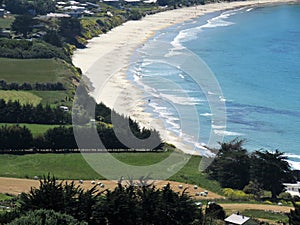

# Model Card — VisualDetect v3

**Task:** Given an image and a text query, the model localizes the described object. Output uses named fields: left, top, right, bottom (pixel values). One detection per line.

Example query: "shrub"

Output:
left=223, top=188, right=253, bottom=201
left=7, top=209, right=87, bottom=225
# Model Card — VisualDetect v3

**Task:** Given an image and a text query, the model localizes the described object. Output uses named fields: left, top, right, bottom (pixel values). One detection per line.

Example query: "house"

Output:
left=283, top=181, right=300, bottom=197
left=0, top=9, right=5, bottom=18
left=224, top=213, right=252, bottom=225
left=63, top=5, right=86, bottom=18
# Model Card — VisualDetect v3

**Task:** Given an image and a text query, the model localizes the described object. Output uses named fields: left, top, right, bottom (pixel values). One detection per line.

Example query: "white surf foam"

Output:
left=213, top=130, right=244, bottom=136
left=170, top=9, right=237, bottom=50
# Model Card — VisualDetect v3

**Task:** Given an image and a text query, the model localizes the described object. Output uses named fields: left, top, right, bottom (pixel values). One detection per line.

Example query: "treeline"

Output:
left=5, top=0, right=55, bottom=15
left=0, top=80, right=66, bottom=91
left=0, top=100, right=71, bottom=124
left=0, top=124, right=162, bottom=151
left=206, top=139, right=296, bottom=199
left=0, top=39, right=70, bottom=62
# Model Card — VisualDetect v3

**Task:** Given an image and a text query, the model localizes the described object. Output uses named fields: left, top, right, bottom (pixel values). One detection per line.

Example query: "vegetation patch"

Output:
left=242, top=209, right=289, bottom=223
left=0, top=58, right=77, bottom=88
left=31, top=91, right=72, bottom=106
left=0, top=17, right=15, bottom=29
left=0, top=90, right=41, bottom=105
left=0, top=193, right=13, bottom=201
left=0, top=153, right=222, bottom=194
left=0, top=123, right=63, bottom=137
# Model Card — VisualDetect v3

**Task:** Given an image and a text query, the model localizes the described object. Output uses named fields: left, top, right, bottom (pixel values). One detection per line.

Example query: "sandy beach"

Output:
left=72, top=0, right=298, bottom=154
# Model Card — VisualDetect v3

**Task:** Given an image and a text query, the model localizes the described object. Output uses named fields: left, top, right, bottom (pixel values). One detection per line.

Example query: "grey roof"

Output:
left=224, top=214, right=250, bottom=225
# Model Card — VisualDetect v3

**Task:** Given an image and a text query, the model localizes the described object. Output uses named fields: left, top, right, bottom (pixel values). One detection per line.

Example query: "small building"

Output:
left=224, top=213, right=252, bottom=225
left=60, top=106, right=69, bottom=112
left=0, top=30, right=11, bottom=38
left=0, top=9, right=5, bottom=18
left=39, top=13, right=71, bottom=19
left=284, top=181, right=300, bottom=197
left=124, top=0, right=141, bottom=5
left=144, top=0, right=157, bottom=3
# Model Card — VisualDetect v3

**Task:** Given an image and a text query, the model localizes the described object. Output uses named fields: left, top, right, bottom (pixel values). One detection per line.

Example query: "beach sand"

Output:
left=72, top=0, right=298, bottom=154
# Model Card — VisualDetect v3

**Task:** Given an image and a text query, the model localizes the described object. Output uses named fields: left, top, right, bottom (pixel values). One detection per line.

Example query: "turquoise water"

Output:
left=129, top=4, right=300, bottom=166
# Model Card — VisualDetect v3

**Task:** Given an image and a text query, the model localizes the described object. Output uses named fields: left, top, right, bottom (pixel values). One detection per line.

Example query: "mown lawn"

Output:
left=0, top=153, right=222, bottom=194
left=0, top=90, right=42, bottom=106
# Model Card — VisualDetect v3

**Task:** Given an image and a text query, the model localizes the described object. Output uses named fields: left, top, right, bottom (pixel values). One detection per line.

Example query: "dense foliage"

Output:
left=206, top=139, right=296, bottom=199
left=289, top=202, right=300, bottom=225
left=0, top=100, right=71, bottom=124
left=0, top=80, right=66, bottom=91
left=1, top=176, right=204, bottom=225
left=6, top=0, right=55, bottom=15
left=7, top=209, right=86, bottom=225
left=0, top=123, right=162, bottom=151
left=206, top=139, right=250, bottom=190
left=0, top=39, right=70, bottom=62
left=251, top=150, right=295, bottom=199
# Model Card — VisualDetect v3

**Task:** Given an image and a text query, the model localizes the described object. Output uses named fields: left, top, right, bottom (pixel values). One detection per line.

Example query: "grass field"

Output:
left=242, top=209, right=289, bottom=223
left=0, top=123, right=63, bottom=137
left=0, top=58, right=77, bottom=87
left=0, top=17, right=14, bottom=29
left=0, top=58, right=77, bottom=106
left=0, top=153, right=222, bottom=194
left=31, top=91, right=72, bottom=106
left=0, top=90, right=42, bottom=106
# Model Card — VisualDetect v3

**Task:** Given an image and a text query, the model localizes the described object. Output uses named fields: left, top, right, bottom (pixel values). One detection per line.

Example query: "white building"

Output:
left=0, top=9, right=4, bottom=18
left=224, top=213, right=251, bottom=225
left=284, top=182, right=300, bottom=197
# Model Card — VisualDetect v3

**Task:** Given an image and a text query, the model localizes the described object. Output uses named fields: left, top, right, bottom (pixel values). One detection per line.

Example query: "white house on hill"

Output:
left=284, top=181, right=300, bottom=197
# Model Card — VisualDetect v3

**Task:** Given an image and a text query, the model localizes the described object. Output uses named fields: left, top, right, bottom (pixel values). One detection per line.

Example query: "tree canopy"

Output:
left=206, top=139, right=250, bottom=189
left=206, top=139, right=296, bottom=199
left=251, top=150, right=296, bottom=199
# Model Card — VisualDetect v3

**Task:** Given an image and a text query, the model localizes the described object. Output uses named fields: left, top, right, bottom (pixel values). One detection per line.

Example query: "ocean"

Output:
left=128, top=4, right=300, bottom=167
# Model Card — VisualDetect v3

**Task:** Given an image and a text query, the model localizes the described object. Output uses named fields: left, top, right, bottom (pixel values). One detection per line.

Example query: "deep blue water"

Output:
left=129, top=4, right=300, bottom=167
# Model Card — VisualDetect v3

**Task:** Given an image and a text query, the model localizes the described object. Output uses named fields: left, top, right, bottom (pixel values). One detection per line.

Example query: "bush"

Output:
left=223, top=188, right=253, bottom=201
left=7, top=209, right=87, bottom=225
left=278, top=192, right=293, bottom=201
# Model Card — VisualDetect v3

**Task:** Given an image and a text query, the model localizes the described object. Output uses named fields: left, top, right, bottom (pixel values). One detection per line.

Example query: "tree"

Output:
left=205, top=202, right=226, bottom=220
left=19, top=175, right=99, bottom=224
left=33, top=0, right=56, bottom=15
left=7, top=209, right=87, bottom=225
left=289, top=201, right=300, bottom=225
left=11, top=15, right=35, bottom=38
left=243, top=180, right=264, bottom=200
left=206, top=139, right=250, bottom=189
left=250, top=150, right=296, bottom=199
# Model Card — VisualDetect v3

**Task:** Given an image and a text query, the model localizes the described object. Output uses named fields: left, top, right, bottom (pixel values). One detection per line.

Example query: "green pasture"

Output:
left=0, top=58, right=76, bottom=86
left=0, top=153, right=222, bottom=194
left=31, top=91, right=72, bottom=106
left=0, top=17, right=14, bottom=29
left=242, top=209, right=289, bottom=223
left=0, top=90, right=41, bottom=105
left=0, top=123, right=63, bottom=137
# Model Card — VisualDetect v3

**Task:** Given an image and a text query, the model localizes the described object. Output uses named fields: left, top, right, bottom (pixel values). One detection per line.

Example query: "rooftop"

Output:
left=224, top=213, right=250, bottom=225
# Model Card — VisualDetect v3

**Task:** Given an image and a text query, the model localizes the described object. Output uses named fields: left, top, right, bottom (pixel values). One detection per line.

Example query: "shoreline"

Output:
left=72, top=0, right=298, bottom=154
